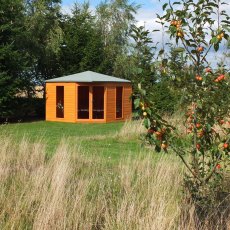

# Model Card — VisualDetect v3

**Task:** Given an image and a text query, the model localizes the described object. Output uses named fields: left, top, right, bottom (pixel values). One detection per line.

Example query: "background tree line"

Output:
left=0, top=0, right=140, bottom=120
left=1, top=0, right=228, bottom=121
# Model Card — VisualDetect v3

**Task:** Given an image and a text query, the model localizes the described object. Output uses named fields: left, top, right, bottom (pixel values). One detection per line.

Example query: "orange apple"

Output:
left=177, top=32, right=184, bottom=38
left=205, top=68, right=212, bottom=73
left=195, top=75, right=202, bottom=81
left=161, top=143, right=168, bottom=149
left=216, top=164, right=221, bottom=169
left=197, top=46, right=204, bottom=52
left=217, top=34, right=222, bottom=40
left=219, top=120, right=225, bottom=125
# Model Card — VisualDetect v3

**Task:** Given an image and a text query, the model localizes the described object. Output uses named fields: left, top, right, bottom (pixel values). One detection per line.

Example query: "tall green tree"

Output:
left=60, top=2, right=104, bottom=74
left=96, top=0, right=138, bottom=74
left=0, top=0, right=29, bottom=117
left=114, top=25, right=156, bottom=92
left=24, top=0, right=63, bottom=87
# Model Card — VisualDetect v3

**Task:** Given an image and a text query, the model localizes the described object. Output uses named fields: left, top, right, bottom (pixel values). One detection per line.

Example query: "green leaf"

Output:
left=162, top=58, right=168, bottom=66
left=222, top=20, right=230, bottom=24
left=159, top=49, right=164, bottom=56
left=185, top=40, right=191, bottom=46
left=134, top=98, right=140, bottom=109
left=166, top=9, right=173, bottom=14
left=173, top=47, right=185, bottom=52
left=173, top=2, right=181, bottom=5
left=143, top=118, right=151, bottom=129
left=197, top=101, right=202, bottom=109
left=137, top=68, right=143, bottom=74
left=139, top=89, right=146, bottom=96
left=155, top=145, right=161, bottom=152
left=146, top=107, right=152, bottom=115
left=214, top=43, right=219, bottom=51
left=176, top=36, right=179, bottom=44
left=132, top=111, right=139, bottom=118
left=210, top=37, right=218, bottom=44
left=206, top=124, right=212, bottom=132
left=162, top=3, right=168, bottom=11
left=224, top=33, right=229, bottom=40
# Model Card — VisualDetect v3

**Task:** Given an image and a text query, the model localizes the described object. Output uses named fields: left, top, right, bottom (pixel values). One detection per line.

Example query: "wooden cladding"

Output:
left=56, top=86, right=64, bottom=118
left=46, top=82, right=132, bottom=123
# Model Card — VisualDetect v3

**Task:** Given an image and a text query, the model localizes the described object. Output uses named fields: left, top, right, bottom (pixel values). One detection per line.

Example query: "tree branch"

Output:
left=201, top=44, right=213, bottom=64
left=171, top=145, right=203, bottom=183
left=181, top=38, right=197, bottom=64
left=204, top=154, right=222, bottom=183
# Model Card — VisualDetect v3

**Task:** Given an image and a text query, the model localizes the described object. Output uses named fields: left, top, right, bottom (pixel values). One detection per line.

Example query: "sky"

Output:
left=61, top=0, right=230, bottom=67
left=61, top=0, right=163, bottom=36
left=62, top=0, right=156, bottom=8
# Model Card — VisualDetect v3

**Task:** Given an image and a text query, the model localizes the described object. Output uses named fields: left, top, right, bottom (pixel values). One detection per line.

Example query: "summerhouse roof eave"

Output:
left=45, top=71, right=131, bottom=83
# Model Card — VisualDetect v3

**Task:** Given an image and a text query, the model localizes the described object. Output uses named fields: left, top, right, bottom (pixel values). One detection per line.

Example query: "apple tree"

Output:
left=134, top=0, right=230, bottom=220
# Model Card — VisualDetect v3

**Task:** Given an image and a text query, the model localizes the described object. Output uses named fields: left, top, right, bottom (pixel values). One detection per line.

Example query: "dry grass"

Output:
left=115, top=119, right=145, bottom=140
left=164, top=112, right=187, bottom=135
left=71, top=119, right=145, bottom=142
left=0, top=135, right=182, bottom=230
left=0, top=126, right=229, bottom=229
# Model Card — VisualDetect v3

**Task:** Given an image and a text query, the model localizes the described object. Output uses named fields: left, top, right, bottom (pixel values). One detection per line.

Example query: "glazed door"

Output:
left=78, top=86, right=89, bottom=119
left=92, top=86, right=104, bottom=119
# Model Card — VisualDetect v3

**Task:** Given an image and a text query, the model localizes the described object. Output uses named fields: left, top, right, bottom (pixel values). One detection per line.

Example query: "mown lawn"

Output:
left=0, top=121, right=144, bottom=161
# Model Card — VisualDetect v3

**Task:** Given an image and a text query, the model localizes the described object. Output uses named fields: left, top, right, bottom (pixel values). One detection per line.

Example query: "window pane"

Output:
left=56, top=86, right=64, bottom=118
left=93, top=86, right=104, bottom=119
left=116, top=87, right=123, bottom=118
left=78, top=86, right=89, bottom=119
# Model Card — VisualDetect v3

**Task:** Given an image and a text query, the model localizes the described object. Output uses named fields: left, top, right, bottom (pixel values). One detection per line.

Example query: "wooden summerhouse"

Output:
left=45, top=71, right=132, bottom=123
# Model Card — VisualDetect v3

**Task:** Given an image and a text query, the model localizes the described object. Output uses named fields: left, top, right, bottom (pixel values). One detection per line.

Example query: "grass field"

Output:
left=0, top=121, right=145, bottom=161
left=0, top=120, right=229, bottom=229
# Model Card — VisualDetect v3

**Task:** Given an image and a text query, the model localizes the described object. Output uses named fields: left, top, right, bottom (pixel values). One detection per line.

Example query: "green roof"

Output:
left=46, top=71, right=131, bottom=83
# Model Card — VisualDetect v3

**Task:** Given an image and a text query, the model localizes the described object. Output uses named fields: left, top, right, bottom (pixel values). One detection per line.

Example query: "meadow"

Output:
left=0, top=120, right=144, bottom=161
left=0, top=120, right=229, bottom=229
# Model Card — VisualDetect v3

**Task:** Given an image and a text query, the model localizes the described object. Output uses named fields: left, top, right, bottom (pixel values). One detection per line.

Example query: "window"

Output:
left=56, top=86, right=64, bottom=118
left=93, top=86, right=104, bottom=119
left=116, top=87, right=123, bottom=118
left=78, top=86, right=89, bottom=119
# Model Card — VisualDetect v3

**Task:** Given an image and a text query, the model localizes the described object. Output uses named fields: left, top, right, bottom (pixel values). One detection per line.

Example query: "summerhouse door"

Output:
left=92, top=86, right=104, bottom=119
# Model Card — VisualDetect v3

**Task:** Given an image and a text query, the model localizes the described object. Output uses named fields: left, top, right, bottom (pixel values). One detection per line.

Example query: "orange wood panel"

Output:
left=46, top=83, right=76, bottom=122
left=123, top=85, right=132, bottom=120
left=106, top=85, right=116, bottom=122
left=105, top=83, right=132, bottom=122
left=46, top=83, right=56, bottom=121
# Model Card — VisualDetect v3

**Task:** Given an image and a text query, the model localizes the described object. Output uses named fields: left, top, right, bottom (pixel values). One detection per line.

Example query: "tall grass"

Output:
left=0, top=135, right=229, bottom=229
left=116, top=119, right=145, bottom=140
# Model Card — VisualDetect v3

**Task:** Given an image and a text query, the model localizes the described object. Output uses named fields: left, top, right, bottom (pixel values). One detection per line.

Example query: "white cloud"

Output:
left=134, top=4, right=230, bottom=67
left=61, top=4, right=74, bottom=15
left=135, top=8, right=170, bottom=46
left=61, top=2, right=229, bottom=67
left=136, top=9, right=158, bottom=30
